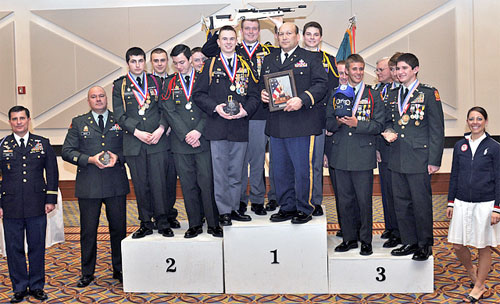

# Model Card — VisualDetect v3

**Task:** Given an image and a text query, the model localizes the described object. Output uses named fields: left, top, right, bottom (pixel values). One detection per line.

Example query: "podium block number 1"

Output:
left=270, top=249, right=279, bottom=264
left=166, top=258, right=177, bottom=272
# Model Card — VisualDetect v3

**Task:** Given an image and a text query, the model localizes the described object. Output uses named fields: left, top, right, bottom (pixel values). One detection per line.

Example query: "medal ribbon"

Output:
left=127, top=72, right=148, bottom=106
left=397, top=80, right=419, bottom=116
left=179, top=69, right=195, bottom=102
left=351, top=81, right=365, bottom=116
left=220, top=53, right=238, bottom=83
left=381, top=83, right=389, bottom=97
left=242, top=41, right=260, bottom=59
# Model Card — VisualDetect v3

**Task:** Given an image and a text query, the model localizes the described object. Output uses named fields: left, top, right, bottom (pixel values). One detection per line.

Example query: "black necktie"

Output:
left=402, top=88, right=409, bottom=100
left=136, top=76, right=142, bottom=88
left=185, top=76, right=190, bottom=84
left=227, top=58, right=233, bottom=70
left=20, top=138, right=25, bottom=149
left=98, top=114, right=104, bottom=131
left=283, top=53, right=289, bottom=64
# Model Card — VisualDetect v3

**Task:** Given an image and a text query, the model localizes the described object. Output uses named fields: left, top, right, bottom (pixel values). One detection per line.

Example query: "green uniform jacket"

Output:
left=61, top=111, right=130, bottom=199
left=326, top=84, right=384, bottom=171
left=161, top=72, right=209, bottom=154
left=385, top=83, right=445, bottom=174
left=112, top=73, right=168, bottom=156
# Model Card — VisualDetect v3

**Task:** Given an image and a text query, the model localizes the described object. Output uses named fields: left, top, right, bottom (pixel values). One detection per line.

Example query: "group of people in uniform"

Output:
left=9, top=14, right=499, bottom=303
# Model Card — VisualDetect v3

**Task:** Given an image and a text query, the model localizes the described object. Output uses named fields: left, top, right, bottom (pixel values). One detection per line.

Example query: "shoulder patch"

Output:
left=434, top=89, right=441, bottom=101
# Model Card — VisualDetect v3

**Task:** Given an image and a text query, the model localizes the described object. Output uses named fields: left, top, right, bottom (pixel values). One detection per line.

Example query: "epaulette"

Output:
left=113, top=75, right=126, bottom=83
left=420, top=83, right=436, bottom=90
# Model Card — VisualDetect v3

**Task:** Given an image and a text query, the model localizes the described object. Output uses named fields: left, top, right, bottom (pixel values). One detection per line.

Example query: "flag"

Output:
left=336, top=18, right=356, bottom=61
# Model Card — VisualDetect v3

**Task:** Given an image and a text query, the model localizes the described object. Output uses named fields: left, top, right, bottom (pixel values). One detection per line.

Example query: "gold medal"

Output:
left=398, top=119, right=403, bottom=125
left=402, top=114, right=410, bottom=125
left=230, top=85, right=236, bottom=91
left=415, top=121, right=420, bottom=126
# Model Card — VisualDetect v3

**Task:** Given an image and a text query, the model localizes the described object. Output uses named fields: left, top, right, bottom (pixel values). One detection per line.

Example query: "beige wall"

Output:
left=0, top=0, right=496, bottom=178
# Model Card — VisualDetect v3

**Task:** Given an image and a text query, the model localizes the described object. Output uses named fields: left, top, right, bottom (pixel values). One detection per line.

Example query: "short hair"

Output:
left=336, top=60, right=346, bottom=66
left=219, top=25, right=237, bottom=36
left=241, top=19, right=260, bottom=30
left=126, top=47, right=145, bottom=63
left=389, top=52, right=404, bottom=67
left=303, top=21, right=322, bottom=36
left=191, top=47, right=203, bottom=54
left=278, top=23, right=299, bottom=35
left=8, top=106, right=30, bottom=119
left=467, top=106, right=488, bottom=121
left=150, top=48, right=167, bottom=61
left=376, top=57, right=389, bottom=65
left=345, top=54, right=365, bottom=69
left=170, top=44, right=191, bottom=59
left=397, top=53, right=419, bottom=69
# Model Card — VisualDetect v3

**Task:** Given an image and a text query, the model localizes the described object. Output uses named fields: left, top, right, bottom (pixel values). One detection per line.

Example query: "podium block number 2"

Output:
left=166, top=258, right=177, bottom=272
left=270, top=249, right=279, bottom=264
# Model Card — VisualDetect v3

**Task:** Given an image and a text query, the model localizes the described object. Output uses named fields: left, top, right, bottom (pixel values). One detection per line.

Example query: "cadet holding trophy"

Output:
left=192, top=25, right=260, bottom=226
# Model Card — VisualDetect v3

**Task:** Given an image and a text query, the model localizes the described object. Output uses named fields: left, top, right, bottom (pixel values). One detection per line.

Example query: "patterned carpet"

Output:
left=1, top=195, right=499, bottom=303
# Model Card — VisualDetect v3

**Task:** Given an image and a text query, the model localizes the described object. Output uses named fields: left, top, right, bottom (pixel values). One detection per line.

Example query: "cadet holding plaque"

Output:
left=192, top=26, right=260, bottom=226
left=62, top=86, right=129, bottom=287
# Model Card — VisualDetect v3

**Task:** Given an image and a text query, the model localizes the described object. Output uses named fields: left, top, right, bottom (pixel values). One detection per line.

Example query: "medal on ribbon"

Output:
left=397, top=80, right=419, bottom=116
left=351, top=81, right=365, bottom=116
left=179, top=69, right=195, bottom=110
left=220, top=53, right=238, bottom=91
left=242, top=41, right=260, bottom=59
left=127, top=72, right=149, bottom=115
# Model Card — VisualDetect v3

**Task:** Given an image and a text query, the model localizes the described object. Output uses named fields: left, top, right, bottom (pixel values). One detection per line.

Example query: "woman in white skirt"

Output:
left=447, top=106, right=500, bottom=303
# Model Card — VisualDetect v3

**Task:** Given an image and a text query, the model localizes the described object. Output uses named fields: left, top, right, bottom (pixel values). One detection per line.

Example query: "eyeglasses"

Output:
left=374, top=67, right=387, bottom=73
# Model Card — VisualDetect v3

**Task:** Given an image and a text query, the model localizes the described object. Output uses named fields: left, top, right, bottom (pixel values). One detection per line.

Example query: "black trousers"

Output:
left=173, top=151, right=219, bottom=227
left=391, top=171, right=433, bottom=247
left=165, top=149, right=179, bottom=221
left=126, top=148, right=171, bottom=230
left=335, top=169, right=373, bottom=244
left=78, top=196, right=126, bottom=276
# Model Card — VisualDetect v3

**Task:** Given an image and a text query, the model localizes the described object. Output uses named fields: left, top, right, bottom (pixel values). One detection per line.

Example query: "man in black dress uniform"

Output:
left=382, top=53, right=444, bottom=261
left=62, top=86, right=129, bottom=287
left=0, top=106, right=58, bottom=303
left=112, top=47, right=174, bottom=238
left=326, top=54, right=384, bottom=255
left=193, top=26, right=260, bottom=226
left=260, top=22, right=328, bottom=224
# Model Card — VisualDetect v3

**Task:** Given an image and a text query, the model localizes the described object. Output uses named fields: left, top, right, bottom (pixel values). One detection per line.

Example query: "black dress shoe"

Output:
left=391, top=244, right=419, bottom=256
left=239, top=201, right=247, bottom=214
left=270, top=209, right=295, bottom=222
left=383, top=237, right=402, bottom=248
left=291, top=211, right=312, bottom=224
left=29, top=289, right=48, bottom=301
left=168, top=219, right=181, bottom=229
left=380, top=229, right=392, bottom=239
left=335, top=240, right=358, bottom=252
left=265, top=199, right=278, bottom=211
left=231, top=210, right=252, bottom=221
left=219, top=214, right=232, bottom=226
left=251, top=203, right=267, bottom=215
left=312, top=205, right=324, bottom=216
left=412, top=246, right=432, bottom=261
left=159, top=228, right=174, bottom=237
left=184, top=226, right=203, bottom=238
left=113, top=270, right=123, bottom=283
left=132, top=226, right=153, bottom=239
left=10, top=290, right=28, bottom=303
left=336, top=230, right=343, bottom=237
left=207, top=226, right=223, bottom=237
left=76, top=275, right=94, bottom=287
left=360, top=242, right=373, bottom=256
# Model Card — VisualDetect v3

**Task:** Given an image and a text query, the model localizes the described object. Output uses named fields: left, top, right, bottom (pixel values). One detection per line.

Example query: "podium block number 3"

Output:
left=166, top=258, right=177, bottom=272
left=270, top=249, right=279, bottom=264
left=376, top=267, right=386, bottom=282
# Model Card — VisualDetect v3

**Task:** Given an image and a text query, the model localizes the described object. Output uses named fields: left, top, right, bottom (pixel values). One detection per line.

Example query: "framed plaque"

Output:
left=264, top=70, right=297, bottom=112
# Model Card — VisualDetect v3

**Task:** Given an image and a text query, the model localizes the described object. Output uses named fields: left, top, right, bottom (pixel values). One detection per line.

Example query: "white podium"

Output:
left=121, top=223, right=223, bottom=293
left=223, top=212, right=328, bottom=294
left=328, top=235, right=434, bottom=294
